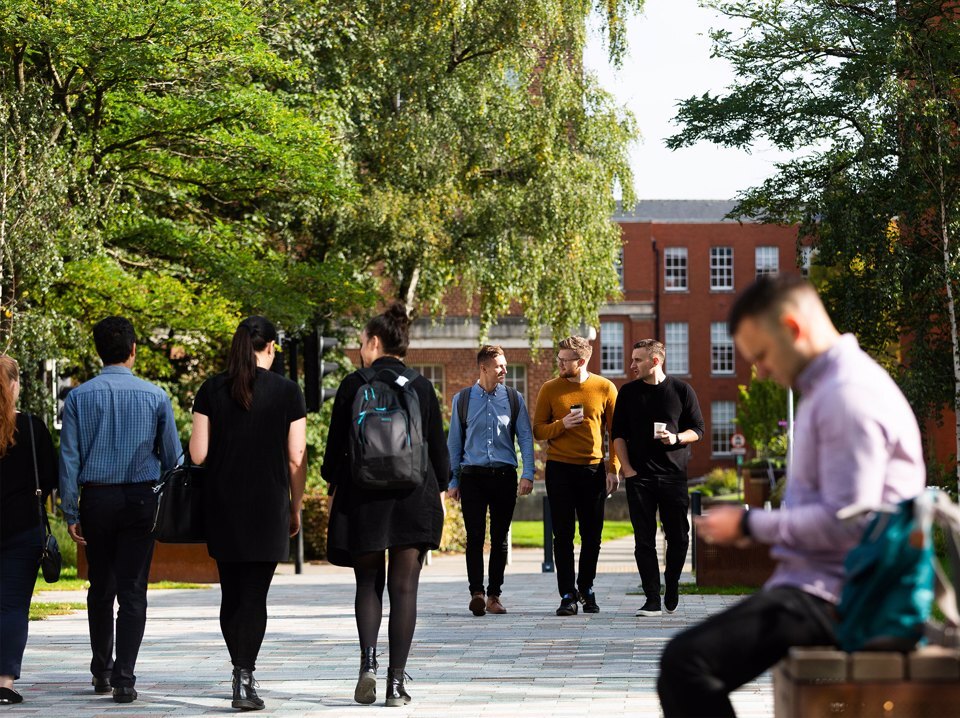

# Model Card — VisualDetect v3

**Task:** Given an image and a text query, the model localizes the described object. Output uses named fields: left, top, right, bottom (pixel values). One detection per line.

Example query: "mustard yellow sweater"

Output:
left=532, top=374, right=620, bottom=472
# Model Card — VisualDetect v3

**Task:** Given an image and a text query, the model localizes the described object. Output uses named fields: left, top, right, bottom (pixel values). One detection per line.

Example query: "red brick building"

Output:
left=400, top=200, right=804, bottom=479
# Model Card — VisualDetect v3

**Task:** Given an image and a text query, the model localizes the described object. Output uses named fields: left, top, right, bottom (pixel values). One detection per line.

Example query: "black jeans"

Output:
left=545, top=460, right=606, bottom=598
left=658, top=586, right=837, bottom=717
left=79, top=483, right=157, bottom=688
left=460, top=468, right=518, bottom=596
left=625, top=475, right=690, bottom=601
left=217, top=560, right=278, bottom=671
left=0, top=525, right=43, bottom=679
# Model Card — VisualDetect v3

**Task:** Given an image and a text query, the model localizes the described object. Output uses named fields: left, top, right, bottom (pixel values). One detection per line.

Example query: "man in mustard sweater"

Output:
left=533, top=335, right=620, bottom=616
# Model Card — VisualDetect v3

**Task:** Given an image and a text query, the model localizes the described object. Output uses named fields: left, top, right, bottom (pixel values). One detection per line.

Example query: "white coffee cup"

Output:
left=653, top=422, right=667, bottom=438
left=570, top=404, right=584, bottom=422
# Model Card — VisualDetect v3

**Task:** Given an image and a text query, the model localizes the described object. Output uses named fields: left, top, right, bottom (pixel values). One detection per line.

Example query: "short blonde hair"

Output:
left=558, top=335, right=593, bottom=361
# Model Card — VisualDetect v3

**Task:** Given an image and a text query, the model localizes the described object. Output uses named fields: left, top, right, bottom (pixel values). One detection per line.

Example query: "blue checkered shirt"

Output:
left=59, top=365, right=181, bottom=524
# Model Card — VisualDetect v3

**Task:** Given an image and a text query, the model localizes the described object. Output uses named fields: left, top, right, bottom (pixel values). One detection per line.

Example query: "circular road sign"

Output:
left=730, top=433, right=746, bottom=450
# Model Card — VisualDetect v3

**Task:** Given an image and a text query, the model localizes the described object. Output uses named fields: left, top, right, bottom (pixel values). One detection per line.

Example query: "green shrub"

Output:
left=49, top=513, right=77, bottom=568
left=439, top=497, right=466, bottom=552
left=301, top=491, right=329, bottom=560
left=695, top=467, right=739, bottom=497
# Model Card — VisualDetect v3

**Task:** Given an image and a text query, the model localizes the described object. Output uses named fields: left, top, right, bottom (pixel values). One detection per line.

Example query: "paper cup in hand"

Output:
left=653, top=422, right=667, bottom=438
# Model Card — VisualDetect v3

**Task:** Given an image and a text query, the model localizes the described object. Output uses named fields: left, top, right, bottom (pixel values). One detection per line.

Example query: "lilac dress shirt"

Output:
left=747, top=334, right=926, bottom=604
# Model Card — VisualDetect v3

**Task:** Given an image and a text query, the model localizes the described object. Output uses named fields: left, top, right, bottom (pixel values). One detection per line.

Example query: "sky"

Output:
left=583, top=0, right=794, bottom=201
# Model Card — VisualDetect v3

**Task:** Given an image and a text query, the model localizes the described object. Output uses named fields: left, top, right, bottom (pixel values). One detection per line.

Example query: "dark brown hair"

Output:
left=728, top=275, right=814, bottom=335
left=633, top=339, right=665, bottom=361
left=364, top=303, right=411, bottom=357
left=477, top=345, right=504, bottom=366
left=227, top=316, right=277, bottom=410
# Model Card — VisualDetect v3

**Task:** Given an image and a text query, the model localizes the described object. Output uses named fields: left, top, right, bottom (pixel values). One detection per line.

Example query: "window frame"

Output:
left=600, top=321, right=625, bottom=375
left=664, top=247, right=688, bottom=292
left=664, top=322, right=689, bottom=376
left=755, top=246, right=779, bottom=277
left=710, top=322, right=735, bottom=376
left=710, top=246, right=734, bottom=291
left=711, top=400, right=736, bottom=456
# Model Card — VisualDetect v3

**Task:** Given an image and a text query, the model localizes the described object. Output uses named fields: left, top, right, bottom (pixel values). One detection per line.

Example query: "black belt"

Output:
left=81, top=481, right=157, bottom=490
left=460, top=465, right=516, bottom=478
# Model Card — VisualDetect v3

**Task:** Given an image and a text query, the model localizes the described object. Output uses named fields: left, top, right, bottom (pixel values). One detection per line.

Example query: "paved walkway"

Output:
left=19, top=533, right=773, bottom=716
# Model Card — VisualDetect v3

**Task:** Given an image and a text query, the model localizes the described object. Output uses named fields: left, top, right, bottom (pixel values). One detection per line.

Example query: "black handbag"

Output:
left=151, top=460, right=207, bottom=543
left=28, top=415, right=61, bottom=583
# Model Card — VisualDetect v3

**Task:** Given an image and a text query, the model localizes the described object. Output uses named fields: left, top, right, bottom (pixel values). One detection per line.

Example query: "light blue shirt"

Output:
left=447, top=383, right=535, bottom=489
left=59, top=366, right=181, bottom=524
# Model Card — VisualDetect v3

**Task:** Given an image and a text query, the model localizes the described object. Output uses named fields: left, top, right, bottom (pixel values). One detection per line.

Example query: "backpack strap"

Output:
left=506, top=386, right=520, bottom=442
left=456, top=386, right=472, bottom=435
left=356, top=367, right=377, bottom=384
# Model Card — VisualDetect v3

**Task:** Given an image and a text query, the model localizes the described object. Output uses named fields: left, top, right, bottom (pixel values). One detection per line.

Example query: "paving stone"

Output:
left=20, top=528, right=773, bottom=715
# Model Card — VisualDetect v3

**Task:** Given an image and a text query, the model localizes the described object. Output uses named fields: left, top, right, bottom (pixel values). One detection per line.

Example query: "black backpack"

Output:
left=455, top=384, right=521, bottom=444
left=349, top=366, right=427, bottom=490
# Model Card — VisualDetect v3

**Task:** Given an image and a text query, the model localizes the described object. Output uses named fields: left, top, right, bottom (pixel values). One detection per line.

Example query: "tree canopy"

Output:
left=2, top=1, right=641, bottom=416
left=668, top=0, right=960, bottom=484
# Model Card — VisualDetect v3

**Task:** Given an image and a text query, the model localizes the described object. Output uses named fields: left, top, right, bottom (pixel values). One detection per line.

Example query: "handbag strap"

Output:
left=26, top=414, right=53, bottom=540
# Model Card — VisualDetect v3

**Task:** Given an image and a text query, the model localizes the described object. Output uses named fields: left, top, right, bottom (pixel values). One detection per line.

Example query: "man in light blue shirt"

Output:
left=447, top=345, right=535, bottom=616
left=60, top=317, right=180, bottom=704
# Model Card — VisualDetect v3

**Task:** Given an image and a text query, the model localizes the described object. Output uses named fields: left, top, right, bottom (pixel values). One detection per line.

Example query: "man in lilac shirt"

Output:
left=657, top=275, right=925, bottom=717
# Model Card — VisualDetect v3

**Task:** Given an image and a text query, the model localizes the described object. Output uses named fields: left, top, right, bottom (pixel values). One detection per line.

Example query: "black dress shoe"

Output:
left=231, top=667, right=264, bottom=711
left=112, top=686, right=137, bottom=704
left=354, top=646, right=378, bottom=705
left=0, top=687, right=23, bottom=704
left=384, top=667, right=411, bottom=707
left=92, top=675, right=111, bottom=694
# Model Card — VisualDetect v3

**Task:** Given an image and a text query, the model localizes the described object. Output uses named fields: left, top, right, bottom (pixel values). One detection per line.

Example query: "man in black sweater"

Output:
left=612, top=339, right=704, bottom=617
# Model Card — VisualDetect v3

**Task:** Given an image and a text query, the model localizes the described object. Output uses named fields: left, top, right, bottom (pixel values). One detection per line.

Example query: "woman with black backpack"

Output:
left=322, top=303, right=449, bottom=708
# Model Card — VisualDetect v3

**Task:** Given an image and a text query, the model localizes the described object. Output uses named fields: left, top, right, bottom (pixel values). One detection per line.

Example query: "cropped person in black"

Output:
left=322, top=303, right=449, bottom=708
left=190, top=316, right=307, bottom=712
left=612, top=339, right=704, bottom=617
left=0, top=355, right=58, bottom=705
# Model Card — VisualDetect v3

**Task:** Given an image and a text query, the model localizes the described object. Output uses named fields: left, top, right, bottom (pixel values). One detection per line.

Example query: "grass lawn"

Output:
left=35, top=566, right=208, bottom=592
left=30, top=566, right=209, bottom=621
left=510, top=520, right=634, bottom=548
left=29, top=602, right=87, bottom=621
left=626, top=582, right=759, bottom=596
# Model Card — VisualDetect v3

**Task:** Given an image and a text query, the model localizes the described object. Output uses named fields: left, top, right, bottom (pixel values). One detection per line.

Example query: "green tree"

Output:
left=667, top=0, right=960, bottom=488
left=278, top=0, right=642, bottom=342
left=0, top=0, right=365, bottom=412
left=736, top=370, right=788, bottom=459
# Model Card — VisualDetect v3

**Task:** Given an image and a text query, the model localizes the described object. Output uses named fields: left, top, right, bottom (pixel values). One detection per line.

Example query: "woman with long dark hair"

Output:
left=0, top=355, right=58, bottom=705
left=190, top=316, right=307, bottom=712
left=322, top=303, right=449, bottom=707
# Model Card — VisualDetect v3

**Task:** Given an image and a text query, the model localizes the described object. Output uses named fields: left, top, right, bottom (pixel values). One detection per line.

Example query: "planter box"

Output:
left=78, top=542, right=219, bottom=583
left=695, top=534, right=776, bottom=588
left=743, top=467, right=785, bottom=508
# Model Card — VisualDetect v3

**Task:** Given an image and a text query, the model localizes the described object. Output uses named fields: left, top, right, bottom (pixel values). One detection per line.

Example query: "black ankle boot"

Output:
left=231, top=667, right=265, bottom=711
left=384, top=667, right=411, bottom=707
left=354, top=647, right=378, bottom=704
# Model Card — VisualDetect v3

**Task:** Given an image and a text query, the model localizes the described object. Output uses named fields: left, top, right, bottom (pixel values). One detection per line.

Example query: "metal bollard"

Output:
left=542, top=495, right=554, bottom=573
left=690, top=491, right=702, bottom=574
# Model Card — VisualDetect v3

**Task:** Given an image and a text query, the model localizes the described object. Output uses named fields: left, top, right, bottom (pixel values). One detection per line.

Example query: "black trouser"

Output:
left=216, top=560, right=278, bottom=671
left=79, top=483, right=158, bottom=688
left=460, top=467, right=518, bottom=596
left=625, top=475, right=690, bottom=601
left=0, top=525, right=43, bottom=679
left=658, top=586, right=837, bottom=717
left=544, top=460, right=606, bottom=598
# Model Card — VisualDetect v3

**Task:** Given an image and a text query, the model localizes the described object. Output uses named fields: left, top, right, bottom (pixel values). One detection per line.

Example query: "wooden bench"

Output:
left=775, top=646, right=960, bottom=717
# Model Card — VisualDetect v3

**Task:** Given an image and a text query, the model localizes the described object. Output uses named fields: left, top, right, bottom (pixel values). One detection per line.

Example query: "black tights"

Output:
left=353, top=546, right=423, bottom=670
left=217, top=560, right=277, bottom=671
